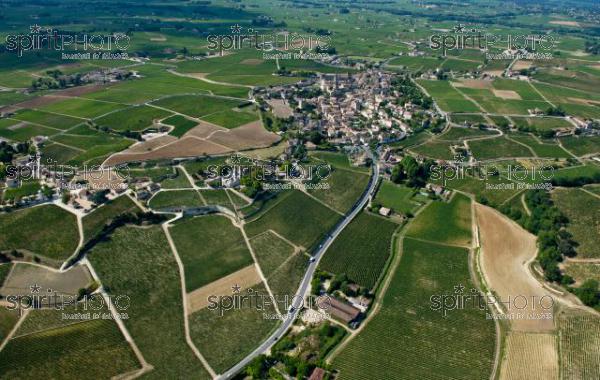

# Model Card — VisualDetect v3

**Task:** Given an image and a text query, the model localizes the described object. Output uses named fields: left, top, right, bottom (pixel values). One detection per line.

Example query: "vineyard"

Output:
left=558, top=309, right=600, bottom=380
left=319, top=212, right=399, bottom=289
left=333, top=238, right=495, bottom=379
left=500, top=333, right=558, bottom=380
left=406, top=193, right=472, bottom=247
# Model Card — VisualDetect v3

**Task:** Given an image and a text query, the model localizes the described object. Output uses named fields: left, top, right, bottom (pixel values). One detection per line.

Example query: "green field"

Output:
left=148, top=190, right=204, bottom=210
left=201, top=108, right=258, bottom=129
left=82, top=195, right=139, bottom=242
left=152, top=94, right=248, bottom=119
left=558, top=309, right=600, bottom=380
left=0, top=119, right=58, bottom=141
left=438, top=127, right=499, bottom=141
left=319, top=212, right=399, bottom=289
left=0, top=318, right=140, bottom=379
left=40, top=98, right=128, bottom=119
left=199, top=189, right=234, bottom=209
left=0, top=205, right=79, bottom=262
left=163, top=115, right=198, bottom=137
left=552, top=188, right=600, bottom=259
left=245, top=190, right=340, bottom=251
left=170, top=215, right=253, bottom=291
left=189, top=283, right=278, bottom=373
left=508, top=134, right=571, bottom=158
left=94, top=105, right=172, bottom=132
left=469, top=136, right=533, bottom=160
left=307, top=166, right=370, bottom=214
left=12, top=109, right=83, bottom=130
left=87, top=226, right=212, bottom=379
left=250, top=231, right=296, bottom=278
left=406, top=193, right=472, bottom=246
left=374, top=181, right=423, bottom=215
left=559, top=136, right=600, bottom=157
left=511, top=117, right=573, bottom=131
left=410, top=140, right=455, bottom=160
left=333, top=238, right=495, bottom=379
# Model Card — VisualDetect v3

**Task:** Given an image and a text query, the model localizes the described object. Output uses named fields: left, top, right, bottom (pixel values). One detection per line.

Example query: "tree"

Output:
left=574, top=280, right=600, bottom=307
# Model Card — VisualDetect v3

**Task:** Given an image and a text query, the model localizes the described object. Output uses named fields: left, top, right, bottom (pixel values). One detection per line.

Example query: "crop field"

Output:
left=334, top=238, right=495, bottom=380
left=39, top=97, right=128, bottom=119
left=0, top=119, right=58, bottom=141
left=558, top=309, right=600, bottom=380
left=249, top=231, right=296, bottom=278
left=169, top=215, right=253, bottom=291
left=417, top=80, right=480, bottom=113
left=200, top=108, right=258, bottom=129
left=266, top=251, right=308, bottom=304
left=41, top=131, right=134, bottom=166
left=319, top=212, right=399, bottom=289
left=450, top=114, right=488, bottom=125
left=410, top=139, right=455, bottom=160
left=162, top=115, right=198, bottom=137
left=148, top=190, right=204, bottom=210
left=0, top=319, right=140, bottom=379
left=511, top=117, right=573, bottom=131
left=2, top=263, right=90, bottom=297
left=158, top=168, right=192, bottom=189
left=406, top=193, right=472, bottom=247
left=244, top=190, right=341, bottom=251
left=198, top=189, right=234, bottom=209
left=552, top=188, right=600, bottom=259
left=189, top=283, right=279, bottom=373
left=94, top=105, right=172, bottom=132
left=499, top=333, right=558, bottom=380
left=0, top=263, right=11, bottom=287
left=374, top=181, right=422, bottom=215
left=387, top=56, right=441, bottom=71
left=0, top=308, right=19, bottom=343
left=563, top=262, right=600, bottom=285
left=559, top=136, right=600, bottom=156
left=82, top=195, right=139, bottom=242
left=508, top=134, right=571, bottom=158
left=438, top=126, right=499, bottom=141
left=307, top=167, right=370, bottom=214
left=310, top=151, right=369, bottom=173
left=11, top=109, right=83, bottom=130
left=469, top=136, right=533, bottom=160
left=152, top=94, right=248, bottom=119
left=87, top=226, right=212, bottom=379
left=0, top=205, right=79, bottom=262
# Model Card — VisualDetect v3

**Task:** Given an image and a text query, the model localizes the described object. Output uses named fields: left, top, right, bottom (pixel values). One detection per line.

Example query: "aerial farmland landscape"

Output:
left=0, top=0, right=600, bottom=379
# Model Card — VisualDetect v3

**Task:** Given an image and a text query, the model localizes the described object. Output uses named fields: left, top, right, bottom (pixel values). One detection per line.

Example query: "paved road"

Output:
left=218, top=151, right=380, bottom=379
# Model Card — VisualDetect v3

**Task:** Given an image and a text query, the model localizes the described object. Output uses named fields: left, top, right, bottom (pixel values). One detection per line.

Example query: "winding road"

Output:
left=218, top=152, right=380, bottom=379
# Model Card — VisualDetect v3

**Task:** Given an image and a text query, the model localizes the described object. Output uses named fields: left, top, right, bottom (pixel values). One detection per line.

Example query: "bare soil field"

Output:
left=549, top=20, right=580, bottom=27
left=104, top=136, right=231, bottom=165
left=186, top=264, right=262, bottom=314
left=207, top=121, right=280, bottom=150
left=267, top=99, right=294, bottom=118
left=0, top=84, right=109, bottom=113
left=240, top=59, right=263, bottom=65
left=513, top=61, right=533, bottom=71
left=499, top=332, right=558, bottom=380
left=456, top=79, right=493, bottom=89
left=1, top=263, right=91, bottom=297
left=184, top=121, right=228, bottom=139
left=475, top=204, right=555, bottom=332
left=493, top=90, right=522, bottom=100
left=125, top=135, right=178, bottom=153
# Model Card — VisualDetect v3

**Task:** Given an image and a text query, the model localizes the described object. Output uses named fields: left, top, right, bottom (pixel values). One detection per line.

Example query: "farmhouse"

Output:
left=328, top=297, right=361, bottom=323
left=308, top=367, right=326, bottom=380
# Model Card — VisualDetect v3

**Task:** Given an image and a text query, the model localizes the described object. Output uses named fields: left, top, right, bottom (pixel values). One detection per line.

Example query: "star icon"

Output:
left=230, top=24, right=243, bottom=34
left=231, top=284, right=241, bottom=293
left=30, top=283, right=42, bottom=293
left=453, top=24, right=465, bottom=33
left=30, top=24, right=42, bottom=34
left=454, top=284, right=465, bottom=294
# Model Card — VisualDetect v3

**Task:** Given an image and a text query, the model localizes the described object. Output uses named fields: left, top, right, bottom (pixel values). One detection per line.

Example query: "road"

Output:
left=217, top=150, right=380, bottom=379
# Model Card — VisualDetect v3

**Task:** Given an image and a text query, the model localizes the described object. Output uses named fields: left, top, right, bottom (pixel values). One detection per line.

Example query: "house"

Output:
left=308, top=368, right=326, bottom=380
left=379, top=207, right=391, bottom=217
left=327, top=297, right=361, bottom=323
